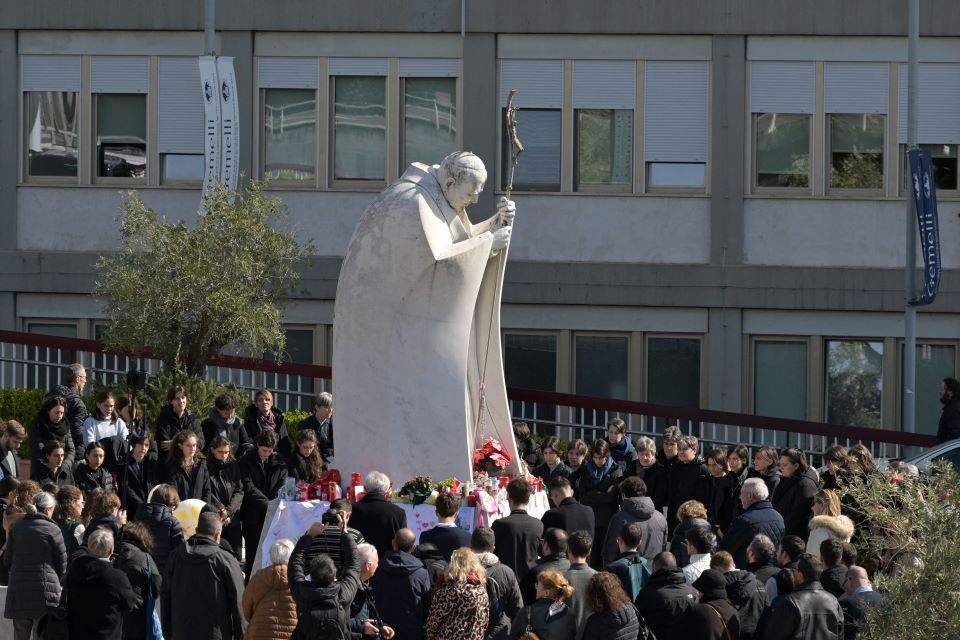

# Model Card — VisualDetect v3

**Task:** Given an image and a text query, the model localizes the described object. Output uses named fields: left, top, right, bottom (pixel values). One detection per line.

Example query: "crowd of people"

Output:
left=0, top=363, right=925, bottom=639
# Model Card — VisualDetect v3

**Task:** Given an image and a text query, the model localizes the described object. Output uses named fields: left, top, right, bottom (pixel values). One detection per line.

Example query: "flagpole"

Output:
left=903, top=0, right=919, bottom=434
left=204, top=0, right=215, bottom=56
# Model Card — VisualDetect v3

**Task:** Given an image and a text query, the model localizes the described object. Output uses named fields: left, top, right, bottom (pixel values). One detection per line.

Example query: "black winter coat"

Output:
left=723, top=569, right=767, bottom=640
left=709, top=473, right=739, bottom=535
left=164, top=460, right=213, bottom=504
left=771, top=467, right=819, bottom=539
left=636, top=567, right=699, bottom=640
left=208, top=457, right=244, bottom=520
left=154, top=405, right=203, bottom=450
left=938, top=396, right=960, bottom=443
left=242, top=405, right=291, bottom=455
left=31, top=460, right=74, bottom=488
left=667, top=458, right=711, bottom=527
left=540, top=497, right=596, bottom=541
left=623, top=459, right=669, bottom=512
left=370, top=549, right=432, bottom=640
left=50, top=383, right=88, bottom=450
left=289, top=532, right=361, bottom=640
left=762, top=581, right=843, bottom=640
left=134, top=503, right=185, bottom=576
left=117, top=455, right=158, bottom=516
left=238, top=450, right=286, bottom=523
left=581, top=603, right=641, bottom=640
left=490, top=509, right=543, bottom=586
left=74, top=462, right=116, bottom=494
left=349, top=492, right=408, bottom=559
left=721, top=500, right=785, bottom=569
left=475, top=552, right=522, bottom=640
left=29, top=411, right=76, bottom=473
left=679, top=597, right=741, bottom=640
left=66, top=549, right=140, bottom=640
left=161, top=535, right=246, bottom=640
left=747, top=466, right=781, bottom=498
left=201, top=411, right=249, bottom=457
left=115, top=537, right=162, bottom=640
left=3, top=513, right=67, bottom=619
left=576, top=463, right=624, bottom=530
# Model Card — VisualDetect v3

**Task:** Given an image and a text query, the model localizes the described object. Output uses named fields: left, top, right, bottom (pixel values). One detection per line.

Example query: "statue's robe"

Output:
left=332, top=162, right=520, bottom=484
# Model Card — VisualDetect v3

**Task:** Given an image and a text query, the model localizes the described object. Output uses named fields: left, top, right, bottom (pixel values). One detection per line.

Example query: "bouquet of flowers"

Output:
left=437, top=477, right=462, bottom=494
left=473, top=437, right=512, bottom=475
left=398, top=475, right=434, bottom=505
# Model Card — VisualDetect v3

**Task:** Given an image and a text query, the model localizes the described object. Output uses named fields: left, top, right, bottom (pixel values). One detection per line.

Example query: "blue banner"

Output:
left=908, top=149, right=941, bottom=306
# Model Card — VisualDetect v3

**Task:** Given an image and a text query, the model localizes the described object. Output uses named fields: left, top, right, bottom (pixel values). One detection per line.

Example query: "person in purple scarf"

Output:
left=243, top=389, right=291, bottom=456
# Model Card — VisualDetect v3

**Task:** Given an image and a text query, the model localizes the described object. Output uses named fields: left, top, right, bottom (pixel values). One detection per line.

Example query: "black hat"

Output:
left=692, top=569, right=728, bottom=599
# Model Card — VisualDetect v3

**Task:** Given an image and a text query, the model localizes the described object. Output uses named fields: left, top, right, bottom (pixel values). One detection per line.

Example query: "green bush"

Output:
left=0, top=388, right=48, bottom=457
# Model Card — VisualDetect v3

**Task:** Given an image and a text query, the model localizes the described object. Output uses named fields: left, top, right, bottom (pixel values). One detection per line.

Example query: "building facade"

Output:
left=2, top=0, right=959, bottom=437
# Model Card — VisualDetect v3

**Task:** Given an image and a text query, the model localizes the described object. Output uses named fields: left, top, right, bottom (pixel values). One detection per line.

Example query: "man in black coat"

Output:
left=238, top=429, right=286, bottom=580
left=635, top=551, right=699, bottom=640
left=839, top=565, right=886, bottom=639
left=349, top=470, right=407, bottom=559
left=937, top=377, right=960, bottom=443
left=763, top=553, right=844, bottom=640
left=667, top=435, right=711, bottom=528
left=471, top=527, right=523, bottom=640
left=66, top=528, right=140, bottom=640
left=712, top=550, right=768, bottom=640
left=541, top=476, right=595, bottom=537
left=50, top=363, right=89, bottom=450
left=371, top=529, right=432, bottom=640
left=161, top=513, right=245, bottom=640
left=491, top=478, right=544, bottom=586
left=520, top=527, right=570, bottom=605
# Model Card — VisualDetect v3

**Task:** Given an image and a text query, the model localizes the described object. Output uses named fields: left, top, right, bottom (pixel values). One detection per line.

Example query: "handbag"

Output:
left=144, top=555, right=164, bottom=640
left=42, top=586, right=69, bottom=640
left=517, top=606, right=542, bottom=640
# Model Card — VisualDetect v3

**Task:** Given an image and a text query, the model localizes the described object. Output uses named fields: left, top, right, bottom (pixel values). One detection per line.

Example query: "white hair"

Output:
left=87, top=528, right=114, bottom=559
left=357, top=543, right=378, bottom=566
left=364, top=471, right=391, bottom=494
left=269, top=539, right=295, bottom=566
left=741, top=477, right=769, bottom=501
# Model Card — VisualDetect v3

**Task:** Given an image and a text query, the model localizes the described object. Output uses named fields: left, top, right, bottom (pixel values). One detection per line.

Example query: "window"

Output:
left=647, top=337, right=701, bottom=407
left=402, top=77, right=457, bottom=167
left=263, top=89, right=317, bottom=182
left=504, top=333, right=558, bottom=432
left=575, top=335, right=628, bottom=399
left=502, top=109, right=561, bottom=191
left=265, top=327, right=315, bottom=411
left=825, top=339, right=883, bottom=427
left=903, top=343, right=956, bottom=437
left=25, top=322, right=78, bottom=390
left=647, top=163, right=706, bottom=188
left=829, top=114, right=884, bottom=190
left=575, top=109, right=633, bottom=191
left=158, top=56, right=205, bottom=185
left=754, top=340, right=807, bottom=419
left=162, top=155, right=204, bottom=182
left=25, top=91, right=79, bottom=178
left=900, top=144, right=958, bottom=193
left=755, top=113, right=810, bottom=188
left=95, top=93, right=147, bottom=179
left=332, top=76, right=386, bottom=182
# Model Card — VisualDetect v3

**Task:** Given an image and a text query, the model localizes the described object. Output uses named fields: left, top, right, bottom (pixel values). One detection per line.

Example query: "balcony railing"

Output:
left=0, top=330, right=935, bottom=465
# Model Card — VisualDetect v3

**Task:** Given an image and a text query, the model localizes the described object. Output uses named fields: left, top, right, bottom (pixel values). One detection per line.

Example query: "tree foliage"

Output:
left=94, top=180, right=314, bottom=377
left=841, top=462, right=960, bottom=639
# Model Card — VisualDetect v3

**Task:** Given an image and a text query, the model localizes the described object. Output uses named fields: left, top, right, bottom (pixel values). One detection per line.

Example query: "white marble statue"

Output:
left=332, top=151, right=522, bottom=486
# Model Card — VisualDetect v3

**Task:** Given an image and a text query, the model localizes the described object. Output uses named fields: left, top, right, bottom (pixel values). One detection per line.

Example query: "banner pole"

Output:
left=204, top=0, right=216, bottom=56
left=903, top=0, right=919, bottom=434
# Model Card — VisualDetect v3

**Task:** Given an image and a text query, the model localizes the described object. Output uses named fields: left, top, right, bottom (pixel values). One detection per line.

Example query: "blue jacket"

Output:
left=721, top=499, right=785, bottom=569
left=371, top=550, right=432, bottom=640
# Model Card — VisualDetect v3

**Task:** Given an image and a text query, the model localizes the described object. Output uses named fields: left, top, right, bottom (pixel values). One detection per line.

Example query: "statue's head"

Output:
left=438, top=151, right=487, bottom=211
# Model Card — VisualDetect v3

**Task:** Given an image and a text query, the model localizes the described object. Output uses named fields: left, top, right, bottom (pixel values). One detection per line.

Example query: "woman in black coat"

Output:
left=624, top=436, right=669, bottom=512
left=163, top=429, right=212, bottom=504
left=29, top=395, right=76, bottom=474
left=239, top=429, right=287, bottom=580
left=243, top=389, right=291, bottom=456
left=32, top=440, right=74, bottom=489
left=576, top=439, right=623, bottom=568
left=747, top=446, right=781, bottom=497
left=133, top=484, right=184, bottom=576
left=75, top=441, right=116, bottom=495
left=285, top=430, right=324, bottom=484
left=117, top=433, right=158, bottom=517
left=581, top=572, right=641, bottom=640
left=771, top=447, right=819, bottom=540
left=207, top=436, right=245, bottom=559
left=154, top=385, right=203, bottom=455
left=115, top=521, right=162, bottom=640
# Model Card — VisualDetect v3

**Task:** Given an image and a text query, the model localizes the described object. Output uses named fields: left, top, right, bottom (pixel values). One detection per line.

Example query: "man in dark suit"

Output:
left=839, top=565, right=886, bottom=639
left=66, top=528, right=140, bottom=640
left=491, top=477, right=544, bottom=586
left=541, top=476, right=595, bottom=537
left=349, top=470, right=407, bottom=559
left=418, top=491, right=471, bottom=561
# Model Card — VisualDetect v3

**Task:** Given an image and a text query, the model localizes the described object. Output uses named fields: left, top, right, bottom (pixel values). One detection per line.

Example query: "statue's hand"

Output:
left=497, top=196, right=516, bottom=225
left=491, top=225, right=512, bottom=251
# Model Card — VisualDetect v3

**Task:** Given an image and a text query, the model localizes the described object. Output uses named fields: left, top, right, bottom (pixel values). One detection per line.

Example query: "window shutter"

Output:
left=749, top=61, right=815, bottom=114
left=499, top=60, right=563, bottom=108
left=898, top=63, right=960, bottom=144
left=398, top=59, right=458, bottom=77
left=328, top=58, right=389, bottom=76
left=824, top=62, right=889, bottom=114
left=21, top=55, right=81, bottom=91
left=644, top=61, right=709, bottom=162
left=257, top=57, right=319, bottom=89
left=572, top=60, right=636, bottom=109
left=90, top=56, right=149, bottom=93
left=157, top=57, right=204, bottom=154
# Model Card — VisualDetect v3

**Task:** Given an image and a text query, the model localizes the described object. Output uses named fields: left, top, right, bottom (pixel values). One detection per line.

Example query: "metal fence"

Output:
left=0, top=329, right=936, bottom=463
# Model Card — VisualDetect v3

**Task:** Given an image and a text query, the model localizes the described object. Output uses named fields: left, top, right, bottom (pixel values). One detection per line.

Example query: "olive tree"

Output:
left=94, top=180, right=314, bottom=377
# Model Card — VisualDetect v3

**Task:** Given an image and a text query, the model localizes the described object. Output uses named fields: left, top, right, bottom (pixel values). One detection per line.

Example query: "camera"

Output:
left=321, top=508, right=340, bottom=526
left=126, top=369, right=149, bottom=392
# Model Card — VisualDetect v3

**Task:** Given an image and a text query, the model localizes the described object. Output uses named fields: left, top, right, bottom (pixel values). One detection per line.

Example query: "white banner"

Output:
left=198, top=56, right=221, bottom=197
left=216, top=56, right=239, bottom=196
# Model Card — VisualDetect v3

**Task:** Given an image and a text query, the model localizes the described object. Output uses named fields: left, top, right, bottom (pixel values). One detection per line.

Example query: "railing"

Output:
left=0, top=330, right=936, bottom=463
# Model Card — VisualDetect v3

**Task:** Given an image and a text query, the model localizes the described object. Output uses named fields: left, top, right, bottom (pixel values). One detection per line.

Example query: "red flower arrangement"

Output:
left=474, top=437, right=512, bottom=475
